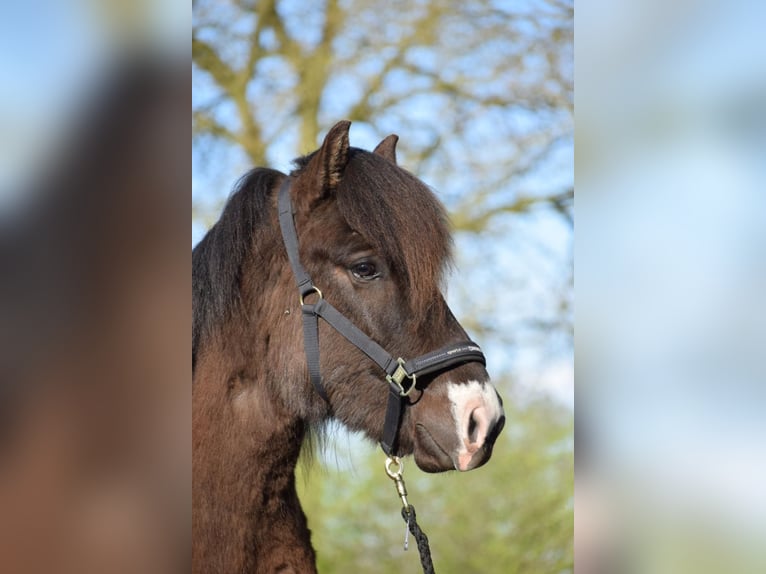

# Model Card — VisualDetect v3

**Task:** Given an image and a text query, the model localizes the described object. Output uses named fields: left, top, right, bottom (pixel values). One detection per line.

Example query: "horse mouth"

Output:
left=413, top=423, right=455, bottom=473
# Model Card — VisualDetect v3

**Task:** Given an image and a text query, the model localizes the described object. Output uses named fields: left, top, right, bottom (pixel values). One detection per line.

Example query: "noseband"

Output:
left=277, top=178, right=486, bottom=456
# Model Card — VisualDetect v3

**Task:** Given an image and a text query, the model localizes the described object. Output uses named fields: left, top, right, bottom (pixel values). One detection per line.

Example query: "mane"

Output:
left=192, top=167, right=282, bottom=372
left=293, top=148, right=453, bottom=321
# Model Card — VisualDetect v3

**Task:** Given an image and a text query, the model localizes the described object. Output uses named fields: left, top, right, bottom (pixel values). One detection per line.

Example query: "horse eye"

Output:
left=350, top=261, right=380, bottom=281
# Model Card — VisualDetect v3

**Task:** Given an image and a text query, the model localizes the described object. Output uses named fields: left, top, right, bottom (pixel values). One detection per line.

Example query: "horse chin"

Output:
left=412, top=423, right=457, bottom=473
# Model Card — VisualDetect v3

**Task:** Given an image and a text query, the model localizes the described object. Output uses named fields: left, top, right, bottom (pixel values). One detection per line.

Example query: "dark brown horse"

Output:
left=192, top=121, right=504, bottom=573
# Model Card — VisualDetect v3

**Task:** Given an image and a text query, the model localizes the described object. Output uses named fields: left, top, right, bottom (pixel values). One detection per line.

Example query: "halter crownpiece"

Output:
left=277, top=177, right=486, bottom=456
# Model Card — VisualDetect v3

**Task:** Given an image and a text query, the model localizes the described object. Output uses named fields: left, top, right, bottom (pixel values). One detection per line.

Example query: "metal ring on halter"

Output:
left=299, top=286, right=323, bottom=306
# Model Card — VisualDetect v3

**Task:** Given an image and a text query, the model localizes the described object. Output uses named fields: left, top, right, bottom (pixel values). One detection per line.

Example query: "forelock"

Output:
left=335, top=149, right=452, bottom=319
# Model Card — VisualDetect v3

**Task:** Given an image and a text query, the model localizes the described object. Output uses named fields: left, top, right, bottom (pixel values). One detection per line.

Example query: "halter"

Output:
left=277, top=178, right=486, bottom=456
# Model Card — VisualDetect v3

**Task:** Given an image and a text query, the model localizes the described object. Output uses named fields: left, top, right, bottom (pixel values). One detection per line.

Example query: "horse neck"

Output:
left=192, top=338, right=317, bottom=573
left=193, top=205, right=325, bottom=571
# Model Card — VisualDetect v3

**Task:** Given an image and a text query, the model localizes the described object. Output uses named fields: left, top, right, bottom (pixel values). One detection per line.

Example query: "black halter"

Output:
left=277, top=178, right=486, bottom=455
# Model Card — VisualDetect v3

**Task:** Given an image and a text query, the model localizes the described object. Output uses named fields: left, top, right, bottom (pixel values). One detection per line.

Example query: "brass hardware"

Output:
left=299, top=286, right=323, bottom=306
left=386, top=358, right=416, bottom=396
left=384, top=456, right=410, bottom=510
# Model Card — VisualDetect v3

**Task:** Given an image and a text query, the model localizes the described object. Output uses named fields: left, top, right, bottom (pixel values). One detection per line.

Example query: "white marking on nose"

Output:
left=447, top=380, right=503, bottom=471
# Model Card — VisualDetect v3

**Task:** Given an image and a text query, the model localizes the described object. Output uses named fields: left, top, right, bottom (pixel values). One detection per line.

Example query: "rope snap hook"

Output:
left=384, top=456, right=410, bottom=510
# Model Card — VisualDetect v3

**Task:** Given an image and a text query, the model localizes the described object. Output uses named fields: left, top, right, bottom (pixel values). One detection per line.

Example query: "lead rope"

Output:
left=385, top=457, right=435, bottom=574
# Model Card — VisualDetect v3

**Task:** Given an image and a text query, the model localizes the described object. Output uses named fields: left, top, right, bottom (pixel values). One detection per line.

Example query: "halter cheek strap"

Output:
left=277, top=178, right=486, bottom=456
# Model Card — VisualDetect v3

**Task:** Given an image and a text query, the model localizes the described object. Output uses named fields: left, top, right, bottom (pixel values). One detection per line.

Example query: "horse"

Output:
left=192, top=120, right=505, bottom=573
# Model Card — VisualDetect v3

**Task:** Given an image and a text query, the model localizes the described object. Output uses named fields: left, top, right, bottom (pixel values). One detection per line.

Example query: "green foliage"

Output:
left=297, top=390, right=573, bottom=573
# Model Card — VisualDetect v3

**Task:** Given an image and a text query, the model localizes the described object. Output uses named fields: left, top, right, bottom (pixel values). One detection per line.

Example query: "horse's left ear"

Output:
left=373, top=134, right=398, bottom=163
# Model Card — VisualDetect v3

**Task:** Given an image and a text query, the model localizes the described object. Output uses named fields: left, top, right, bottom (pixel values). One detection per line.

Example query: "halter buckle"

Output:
left=387, top=358, right=416, bottom=396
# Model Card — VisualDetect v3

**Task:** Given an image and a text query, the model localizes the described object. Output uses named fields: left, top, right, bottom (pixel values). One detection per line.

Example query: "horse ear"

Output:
left=296, top=121, right=349, bottom=210
left=373, top=134, right=398, bottom=163
left=315, top=120, right=351, bottom=192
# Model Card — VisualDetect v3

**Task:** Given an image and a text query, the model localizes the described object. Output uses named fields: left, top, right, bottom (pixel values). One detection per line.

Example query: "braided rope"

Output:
left=401, top=504, right=435, bottom=574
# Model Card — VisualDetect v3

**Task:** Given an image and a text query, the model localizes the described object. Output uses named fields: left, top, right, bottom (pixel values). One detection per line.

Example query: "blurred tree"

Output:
left=193, top=0, right=571, bottom=217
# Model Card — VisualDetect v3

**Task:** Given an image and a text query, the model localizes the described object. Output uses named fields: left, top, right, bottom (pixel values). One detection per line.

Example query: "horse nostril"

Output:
left=466, top=406, right=491, bottom=448
left=468, top=410, right=479, bottom=444
left=449, top=381, right=505, bottom=470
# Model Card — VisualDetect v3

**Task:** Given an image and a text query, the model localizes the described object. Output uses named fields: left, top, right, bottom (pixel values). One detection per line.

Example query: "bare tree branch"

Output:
left=192, top=36, right=238, bottom=92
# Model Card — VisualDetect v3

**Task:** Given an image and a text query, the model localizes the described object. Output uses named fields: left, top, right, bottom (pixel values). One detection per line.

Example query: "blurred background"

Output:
left=192, top=0, right=573, bottom=572
left=0, top=1, right=188, bottom=573
left=577, top=0, right=766, bottom=573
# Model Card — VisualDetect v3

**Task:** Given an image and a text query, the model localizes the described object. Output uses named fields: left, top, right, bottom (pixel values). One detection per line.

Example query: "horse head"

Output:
left=280, top=121, right=505, bottom=472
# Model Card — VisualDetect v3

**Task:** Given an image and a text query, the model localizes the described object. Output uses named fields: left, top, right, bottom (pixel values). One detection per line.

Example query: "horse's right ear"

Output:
left=373, top=134, right=398, bottom=163
left=309, top=120, right=351, bottom=195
